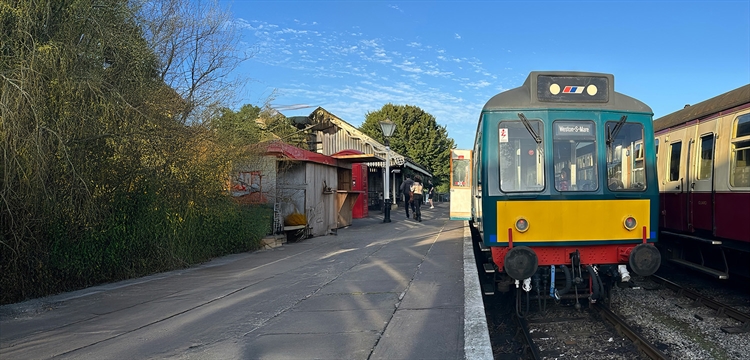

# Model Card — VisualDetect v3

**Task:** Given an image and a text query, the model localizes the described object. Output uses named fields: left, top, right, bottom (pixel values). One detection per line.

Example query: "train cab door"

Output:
left=688, top=122, right=717, bottom=234
left=450, top=149, right=473, bottom=220
left=662, top=128, right=689, bottom=232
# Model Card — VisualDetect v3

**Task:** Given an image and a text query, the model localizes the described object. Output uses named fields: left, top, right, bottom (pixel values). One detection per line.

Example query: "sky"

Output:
left=222, top=0, right=750, bottom=150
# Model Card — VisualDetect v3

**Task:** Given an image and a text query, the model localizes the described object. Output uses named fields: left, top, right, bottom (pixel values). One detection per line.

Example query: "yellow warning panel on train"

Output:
left=496, top=199, right=650, bottom=242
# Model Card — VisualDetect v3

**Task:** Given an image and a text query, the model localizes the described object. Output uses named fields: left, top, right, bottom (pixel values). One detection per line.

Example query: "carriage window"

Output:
left=668, top=141, right=682, bottom=182
left=697, top=134, right=714, bottom=180
left=655, top=138, right=660, bottom=162
left=606, top=121, right=647, bottom=191
left=498, top=120, right=545, bottom=192
left=553, top=120, right=597, bottom=191
left=730, top=114, right=750, bottom=187
left=452, top=159, right=470, bottom=187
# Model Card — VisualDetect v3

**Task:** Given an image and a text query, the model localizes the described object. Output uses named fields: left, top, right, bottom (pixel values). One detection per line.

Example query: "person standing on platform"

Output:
left=426, top=179, right=435, bottom=209
left=399, top=175, right=414, bottom=219
left=411, top=175, right=425, bottom=222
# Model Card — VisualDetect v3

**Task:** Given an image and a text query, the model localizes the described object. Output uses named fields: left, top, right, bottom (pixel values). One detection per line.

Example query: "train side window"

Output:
left=606, top=121, right=647, bottom=191
left=668, top=141, right=682, bottom=182
left=697, top=134, right=714, bottom=180
left=730, top=113, right=750, bottom=188
left=553, top=120, right=597, bottom=191
left=498, top=120, right=545, bottom=192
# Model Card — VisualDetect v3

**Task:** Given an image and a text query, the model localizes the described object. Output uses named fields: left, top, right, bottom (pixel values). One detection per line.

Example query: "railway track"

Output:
left=649, top=275, right=750, bottom=334
left=511, top=301, right=659, bottom=360
left=592, top=302, right=667, bottom=360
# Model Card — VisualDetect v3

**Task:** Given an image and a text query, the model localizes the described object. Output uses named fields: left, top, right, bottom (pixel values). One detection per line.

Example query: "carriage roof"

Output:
left=653, top=84, right=750, bottom=132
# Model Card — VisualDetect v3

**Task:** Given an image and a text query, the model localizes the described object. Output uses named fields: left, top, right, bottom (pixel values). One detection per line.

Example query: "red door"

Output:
left=352, top=164, right=368, bottom=218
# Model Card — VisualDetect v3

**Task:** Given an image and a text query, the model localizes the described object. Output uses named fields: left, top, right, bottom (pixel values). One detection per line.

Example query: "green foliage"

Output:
left=214, top=104, right=263, bottom=146
left=0, top=1, right=270, bottom=305
left=47, top=196, right=271, bottom=292
left=359, top=104, right=455, bottom=187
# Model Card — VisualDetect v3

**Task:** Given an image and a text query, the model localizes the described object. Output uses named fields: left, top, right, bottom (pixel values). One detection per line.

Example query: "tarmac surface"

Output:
left=0, top=203, right=492, bottom=359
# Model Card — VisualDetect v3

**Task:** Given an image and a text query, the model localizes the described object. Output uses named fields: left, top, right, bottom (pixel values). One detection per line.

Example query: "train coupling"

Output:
left=618, top=265, right=631, bottom=282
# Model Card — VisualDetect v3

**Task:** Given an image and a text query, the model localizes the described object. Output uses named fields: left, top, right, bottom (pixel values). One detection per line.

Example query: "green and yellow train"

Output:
left=469, top=71, right=661, bottom=307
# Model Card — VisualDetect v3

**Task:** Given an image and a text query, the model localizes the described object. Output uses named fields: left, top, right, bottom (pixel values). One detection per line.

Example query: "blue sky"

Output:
left=224, top=0, right=750, bottom=149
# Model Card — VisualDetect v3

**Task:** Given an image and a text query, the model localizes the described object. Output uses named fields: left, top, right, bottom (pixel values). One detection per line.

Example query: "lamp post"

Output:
left=379, top=118, right=396, bottom=223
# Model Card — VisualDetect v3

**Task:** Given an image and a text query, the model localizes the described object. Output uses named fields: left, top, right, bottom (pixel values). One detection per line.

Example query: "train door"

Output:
left=688, top=121, right=717, bottom=234
left=450, top=149, right=472, bottom=220
left=662, top=128, right=689, bottom=232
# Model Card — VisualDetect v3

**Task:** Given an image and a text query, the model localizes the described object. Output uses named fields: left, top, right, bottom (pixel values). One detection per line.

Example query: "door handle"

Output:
left=475, top=195, right=482, bottom=198
left=691, top=182, right=695, bottom=190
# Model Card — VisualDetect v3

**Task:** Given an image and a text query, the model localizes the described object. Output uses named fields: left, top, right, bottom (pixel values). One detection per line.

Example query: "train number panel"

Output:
left=468, top=71, right=661, bottom=309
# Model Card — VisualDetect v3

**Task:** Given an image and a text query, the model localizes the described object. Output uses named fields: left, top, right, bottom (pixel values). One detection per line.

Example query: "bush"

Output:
left=1, top=191, right=272, bottom=305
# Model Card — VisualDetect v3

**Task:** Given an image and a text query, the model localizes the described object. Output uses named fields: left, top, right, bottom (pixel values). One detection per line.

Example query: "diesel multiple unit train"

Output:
left=467, top=71, right=661, bottom=309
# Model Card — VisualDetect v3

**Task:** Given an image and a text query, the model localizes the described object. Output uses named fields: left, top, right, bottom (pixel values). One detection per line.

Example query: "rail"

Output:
left=592, top=303, right=668, bottom=360
left=514, top=314, right=541, bottom=360
left=650, top=275, right=750, bottom=333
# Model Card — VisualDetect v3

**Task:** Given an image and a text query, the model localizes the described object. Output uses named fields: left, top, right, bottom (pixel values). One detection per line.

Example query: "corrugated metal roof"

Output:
left=307, top=107, right=433, bottom=177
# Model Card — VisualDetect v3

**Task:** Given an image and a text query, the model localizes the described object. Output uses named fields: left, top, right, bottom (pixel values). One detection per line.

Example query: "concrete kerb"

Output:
left=463, top=222, right=494, bottom=359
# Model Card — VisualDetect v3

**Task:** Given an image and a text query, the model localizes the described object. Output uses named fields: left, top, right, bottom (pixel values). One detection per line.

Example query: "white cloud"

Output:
left=239, top=18, right=520, bottom=147
left=464, top=80, right=491, bottom=89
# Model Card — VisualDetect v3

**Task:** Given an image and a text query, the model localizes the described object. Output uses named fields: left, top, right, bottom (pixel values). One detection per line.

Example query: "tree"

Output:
left=0, top=0, right=171, bottom=302
left=359, top=104, right=455, bottom=187
left=132, top=0, right=249, bottom=125
left=1, top=0, right=259, bottom=304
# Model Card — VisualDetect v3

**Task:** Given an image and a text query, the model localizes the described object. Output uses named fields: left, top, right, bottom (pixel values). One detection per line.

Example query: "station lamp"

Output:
left=379, top=118, right=396, bottom=223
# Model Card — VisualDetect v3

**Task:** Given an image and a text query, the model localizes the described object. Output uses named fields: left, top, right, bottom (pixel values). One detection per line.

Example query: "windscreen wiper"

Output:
left=607, top=115, right=628, bottom=146
left=517, top=113, right=541, bottom=144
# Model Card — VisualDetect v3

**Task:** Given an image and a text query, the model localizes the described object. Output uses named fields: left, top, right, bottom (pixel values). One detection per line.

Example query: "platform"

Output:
left=0, top=205, right=492, bottom=359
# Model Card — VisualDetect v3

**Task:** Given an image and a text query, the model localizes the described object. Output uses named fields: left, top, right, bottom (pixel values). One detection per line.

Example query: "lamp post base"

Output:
left=383, top=198, right=392, bottom=223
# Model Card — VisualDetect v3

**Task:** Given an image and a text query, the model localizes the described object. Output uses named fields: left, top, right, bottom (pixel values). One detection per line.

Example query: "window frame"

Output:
left=696, top=132, right=714, bottom=181
left=729, top=113, right=750, bottom=189
left=605, top=121, right=648, bottom=192
left=668, top=141, right=682, bottom=182
left=497, top=119, right=545, bottom=193
left=552, top=120, right=598, bottom=192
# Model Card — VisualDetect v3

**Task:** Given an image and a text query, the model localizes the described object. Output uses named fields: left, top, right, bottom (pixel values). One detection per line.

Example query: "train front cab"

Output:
left=476, top=110, right=661, bottom=299
left=449, top=149, right=473, bottom=221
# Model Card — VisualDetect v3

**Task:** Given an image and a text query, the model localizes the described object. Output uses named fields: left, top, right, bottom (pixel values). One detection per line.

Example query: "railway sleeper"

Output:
left=721, top=321, right=750, bottom=334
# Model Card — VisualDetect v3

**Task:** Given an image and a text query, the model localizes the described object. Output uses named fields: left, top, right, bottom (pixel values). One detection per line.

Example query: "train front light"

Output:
left=515, top=218, right=529, bottom=232
left=624, top=216, right=637, bottom=231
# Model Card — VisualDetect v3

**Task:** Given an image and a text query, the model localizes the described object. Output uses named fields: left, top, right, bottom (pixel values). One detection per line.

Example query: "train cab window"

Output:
left=730, top=113, right=750, bottom=188
left=606, top=122, right=647, bottom=191
left=498, top=120, right=545, bottom=192
left=553, top=120, right=597, bottom=191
